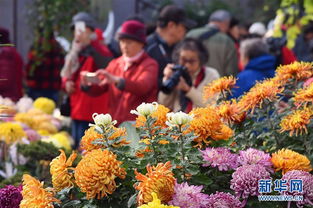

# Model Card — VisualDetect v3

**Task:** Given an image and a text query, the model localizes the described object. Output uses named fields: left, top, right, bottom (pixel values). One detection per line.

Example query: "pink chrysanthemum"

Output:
left=230, top=164, right=271, bottom=199
left=168, top=182, right=209, bottom=208
left=282, top=170, right=313, bottom=207
left=201, top=147, right=239, bottom=171
left=238, top=148, right=273, bottom=172
left=207, top=192, right=243, bottom=208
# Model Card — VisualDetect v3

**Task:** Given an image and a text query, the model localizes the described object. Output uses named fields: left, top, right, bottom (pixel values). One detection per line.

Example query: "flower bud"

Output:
left=166, top=111, right=193, bottom=126
left=130, top=102, right=158, bottom=117
left=92, top=113, right=116, bottom=126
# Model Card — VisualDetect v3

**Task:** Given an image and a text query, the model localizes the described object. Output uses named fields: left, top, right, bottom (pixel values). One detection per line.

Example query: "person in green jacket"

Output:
left=187, top=10, right=238, bottom=77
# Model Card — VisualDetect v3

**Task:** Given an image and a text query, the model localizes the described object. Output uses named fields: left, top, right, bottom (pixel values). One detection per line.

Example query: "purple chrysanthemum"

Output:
left=25, top=129, right=41, bottom=141
left=238, top=148, right=273, bottom=171
left=230, top=164, right=271, bottom=199
left=201, top=147, right=239, bottom=171
left=207, top=192, right=243, bottom=208
left=282, top=170, right=313, bottom=207
left=168, top=182, right=210, bottom=208
left=0, top=185, right=22, bottom=208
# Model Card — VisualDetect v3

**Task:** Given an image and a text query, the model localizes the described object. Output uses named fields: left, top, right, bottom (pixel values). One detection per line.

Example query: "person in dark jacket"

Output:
left=0, top=28, right=24, bottom=102
left=230, top=38, right=276, bottom=98
left=146, top=5, right=196, bottom=90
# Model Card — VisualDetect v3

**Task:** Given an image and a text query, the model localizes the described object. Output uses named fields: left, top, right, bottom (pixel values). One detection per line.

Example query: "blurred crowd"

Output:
left=1, top=5, right=313, bottom=148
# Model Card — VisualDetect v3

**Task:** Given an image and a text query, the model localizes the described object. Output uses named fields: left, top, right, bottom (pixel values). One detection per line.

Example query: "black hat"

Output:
left=71, top=12, right=97, bottom=30
left=158, top=5, right=196, bottom=29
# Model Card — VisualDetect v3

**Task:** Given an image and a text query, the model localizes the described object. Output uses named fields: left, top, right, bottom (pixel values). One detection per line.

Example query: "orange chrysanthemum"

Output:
left=186, top=107, right=232, bottom=148
left=135, top=147, right=153, bottom=158
left=280, top=107, right=313, bottom=136
left=74, top=149, right=126, bottom=199
left=238, top=79, right=284, bottom=113
left=216, top=99, right=245, bottom=124
left=135, top=104, right=170, bottom=128
left=271, top=149, right=312, bottom=174
left=135, top=161, right=175, bottom=205
left=211, top=124, right=234, bottom=140
left=203, top=76, right=236, bottom=100
left=276, top=61, right=313, bottom=82
left=293, top=82, right=313, bottom=106
left=50, top=150, right=77, bottom=191
left=80, top=126, right=128, bottom=152
left=20, top=174, right=60, bottom=208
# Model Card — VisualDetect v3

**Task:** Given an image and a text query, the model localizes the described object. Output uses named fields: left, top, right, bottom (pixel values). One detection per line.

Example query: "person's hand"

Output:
left=95, top=70, right=120, bottom=86
left=80, top=71, right=91, bottom=86
left=176, top=77, right=191, bottom=92
left=163, top=64, right=175, bottom=81
left=65, top=80, right=75, bottom=94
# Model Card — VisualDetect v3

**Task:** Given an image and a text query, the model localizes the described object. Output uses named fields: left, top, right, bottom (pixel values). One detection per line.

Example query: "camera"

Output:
left=162, top=65, right=192, bottom=94
left=266, top=37, right=287, bottom=56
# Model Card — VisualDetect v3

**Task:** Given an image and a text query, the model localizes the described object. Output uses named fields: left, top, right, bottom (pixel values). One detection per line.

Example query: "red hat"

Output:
left=118, top=20, right=146, bottom=43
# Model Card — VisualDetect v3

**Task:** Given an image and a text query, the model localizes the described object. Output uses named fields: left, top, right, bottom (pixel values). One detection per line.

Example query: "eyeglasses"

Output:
left=179, top=57, right=198, bottom=65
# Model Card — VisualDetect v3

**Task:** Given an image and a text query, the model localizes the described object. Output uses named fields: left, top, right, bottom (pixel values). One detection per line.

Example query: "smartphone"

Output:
left=75, top=21, right=86, bottom=35
left=85, top=72, right=100, bottom=84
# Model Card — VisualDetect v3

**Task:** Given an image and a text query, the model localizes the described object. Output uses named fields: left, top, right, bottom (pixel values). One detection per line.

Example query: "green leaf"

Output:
left=63, top=200, right=82, bottom=207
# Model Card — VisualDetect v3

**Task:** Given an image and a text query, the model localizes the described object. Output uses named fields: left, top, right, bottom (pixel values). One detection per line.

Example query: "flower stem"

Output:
left=179, top=125, right=186, bottom=181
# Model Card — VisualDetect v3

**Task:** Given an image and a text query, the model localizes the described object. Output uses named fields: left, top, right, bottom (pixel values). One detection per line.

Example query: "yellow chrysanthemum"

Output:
left=0, top=122, right=26, bottom=144
left=293, top=82, right=313, bottom=106
left=20, top=174, right=60, bottom=208
left=33, top=97, right=56, bottom=115
left=136, top=104, right=170, bottom=128
left=203, top=76, right=236, bottom=100
left=14, top=113, right=35, bottom=128
left=280, top=107, right=313, bottom=136
left=50, top=150, right=77, bottom=191
left=216, top=99, right=245, bottom=124
left=276, top=62, right=313, bottom=82
left=138, top=192, right=179, bottom=208
left=238, top=79, right=284, bottom=113
left=74, top=149, right=126, bottom=199
left=271, top=149, right=312, bottom=174
left=80, top=126, right=129, bottom=152
left=135, top=161, right=175, bottom=205
left=186, top=107, right=231, bottom=148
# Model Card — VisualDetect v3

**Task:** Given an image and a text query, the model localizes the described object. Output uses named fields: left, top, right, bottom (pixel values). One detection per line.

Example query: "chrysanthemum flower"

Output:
left=20, top=174, right=60, bottom=208
left=187, top=107, right=231, bottom=148
left=203, top=76, right=236, bottom=100
left=136, top=104, right=170, bottom=128
left=238, top=79, right=284, bottom=113
left=211, top=124, right=234, bottom=141
left=0, top=185, right=22, bottom=208
left=276, top=62, right=313, bottom=82
left=50, top=150, right=77, bottom=192
left=207, top=192, right=243, bottom=208
left=230, top=164, right=271, bottom=199
left=74, top=149, right=126, bottom=199
left=0, top=122, right=26, bottom=144
left=168, top=182, right=210, bottom=208
left=293, top=82, right=313, bottom=106
left=33, top=97, right=56, bottom=114
left=135, top=161, right=175, bottom=205
left=282, top=170, right=313, bottom=207
left=238, top=148, right=273, bottom=171
left=201, top=147, right=239, bottom=171
left=80, top=126, right=128, bottom=152
left=216, top=99, right=245, bottom=124
left=280, top=107, right=313, bottom=136
left=138, top=192, right=179, bottom=208
left=14, top=113, right=35, bottom=129
left=271, top=149, right=312, bottom=174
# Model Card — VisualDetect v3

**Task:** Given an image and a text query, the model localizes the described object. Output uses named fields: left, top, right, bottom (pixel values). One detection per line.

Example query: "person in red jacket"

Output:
left=0, top=28, right=24, bottom=102
left=82, top=20, right=158, bottom=125
left=61, top=12, right=113, bottom=149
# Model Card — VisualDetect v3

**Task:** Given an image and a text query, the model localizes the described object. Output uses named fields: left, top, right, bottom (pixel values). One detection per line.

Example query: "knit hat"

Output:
left=249, top=22, right=266, bottom=37
left=71, top=12, right=97, bottom=30
left=118, top=20, right=146, bottom=43
left=209, top=10, right=231, bottom=22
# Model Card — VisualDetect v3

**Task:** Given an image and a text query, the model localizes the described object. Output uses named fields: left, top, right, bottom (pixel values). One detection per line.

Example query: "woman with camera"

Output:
left=158, top=38, right=220, bottom=112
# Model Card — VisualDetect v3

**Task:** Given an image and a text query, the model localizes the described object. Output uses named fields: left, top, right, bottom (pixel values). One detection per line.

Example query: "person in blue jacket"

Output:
left=230, top=38, right=276, bottom=98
